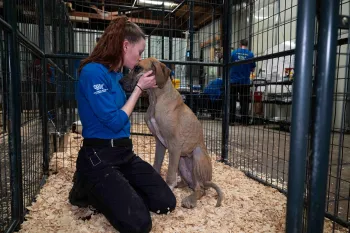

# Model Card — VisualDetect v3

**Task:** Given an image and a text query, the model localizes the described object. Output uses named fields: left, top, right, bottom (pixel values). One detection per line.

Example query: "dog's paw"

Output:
left=181, top=195, right=197, bottom=209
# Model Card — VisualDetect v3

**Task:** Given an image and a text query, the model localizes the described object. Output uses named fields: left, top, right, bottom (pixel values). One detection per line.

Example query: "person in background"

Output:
left=229, top=39, right=256, bottom=125
left=69, top=16, right=176, bottom=233
left=203, top=77, right=223, bottom=119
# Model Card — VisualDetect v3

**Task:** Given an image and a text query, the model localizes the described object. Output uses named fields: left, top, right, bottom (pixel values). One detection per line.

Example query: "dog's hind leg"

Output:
left=181, top=147, right=212, bottom=208
left=181, top=147, right=209, bottom=209
left=190, top=146, right=224, bottom=207
left=153, top=137, right=166, bottom=173
left=192, top=146, right=212, bottom=183
left=177, top=157, right=193, bottom=189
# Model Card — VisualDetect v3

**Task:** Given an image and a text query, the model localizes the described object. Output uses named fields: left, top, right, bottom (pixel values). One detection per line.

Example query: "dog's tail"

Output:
left=204, top=181, right=224, bottom=207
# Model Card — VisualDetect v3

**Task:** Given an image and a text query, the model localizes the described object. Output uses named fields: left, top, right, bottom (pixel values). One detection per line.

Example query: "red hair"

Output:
left=78, top=16, right=145, bottom=74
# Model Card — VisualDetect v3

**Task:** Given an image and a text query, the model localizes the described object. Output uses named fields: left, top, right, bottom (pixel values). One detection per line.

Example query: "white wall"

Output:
left=230, top=0, right=349, bottom=130
left=18, top=23, right=39, bottom=46
left=73, top=28, right=103, bottom=54
left=18, top=24, right=58, bottom=54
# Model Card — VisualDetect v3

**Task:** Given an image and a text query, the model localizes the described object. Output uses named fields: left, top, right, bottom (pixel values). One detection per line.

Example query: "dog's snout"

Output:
left=119, top=76, right=132, bottom=92
left=119, top=72, right=141, bottom=92
left=133, top=65, right=142, bottom=73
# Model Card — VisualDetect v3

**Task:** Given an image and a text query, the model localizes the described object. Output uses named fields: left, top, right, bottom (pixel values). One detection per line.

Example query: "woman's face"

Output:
left=123, top=38, right=146, bottom=69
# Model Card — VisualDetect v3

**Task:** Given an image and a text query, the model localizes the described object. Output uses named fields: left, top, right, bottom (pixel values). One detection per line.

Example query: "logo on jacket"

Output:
left=93, top=84, right=107, bottom=94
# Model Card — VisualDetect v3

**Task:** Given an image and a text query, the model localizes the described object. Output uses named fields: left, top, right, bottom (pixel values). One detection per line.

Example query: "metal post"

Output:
left=189, top=0, right=194, bottom=110
left=307, top=0, right=340, bottom=231
left=52, top=0, right=57, bottom=54
left=5, top=0, right=24, bottom=224
left=212, top=6, right=215, bottom=53
left=161, top=2, right=165, bottom=60
left=169, top=17, right=173, bottom=61
left=69, top=26, right=74, bottom=124
left=285, top=0, right=316, bottom=232
left=0, top=24, right=8, bottom=133
left=61, top=12, right=68, bottom=128
left=274, top=0, right=281, bottom=46
left=148, top=35, right=151, bottom=58
left=37, top=0, right=49, bottom=174
left=221, top=0, right=232, bottom=163
left=212, top=5, right=216, bottom=81
left=248, top=0, right=254, bottom=51
left=58, top=2, right=66, bottom=131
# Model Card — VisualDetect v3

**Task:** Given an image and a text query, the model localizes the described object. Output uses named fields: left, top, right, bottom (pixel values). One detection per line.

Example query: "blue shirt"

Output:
left=229, top=48, right=256, bottom=85
left=77, top=63, right=130, bottom=139
left=203, top=78, right=223, bottom=101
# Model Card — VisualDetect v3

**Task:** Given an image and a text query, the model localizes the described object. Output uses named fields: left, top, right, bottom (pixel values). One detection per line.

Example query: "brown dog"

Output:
left=120, top=57, right=223, bottom=209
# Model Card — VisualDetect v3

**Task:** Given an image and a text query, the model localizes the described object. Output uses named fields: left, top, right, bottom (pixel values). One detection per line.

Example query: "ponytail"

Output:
left=79, top=16, right=144, bottom=74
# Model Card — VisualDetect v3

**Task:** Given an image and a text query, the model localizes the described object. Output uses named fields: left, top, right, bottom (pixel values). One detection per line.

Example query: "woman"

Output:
left=69, top=16, right=176, bottom=233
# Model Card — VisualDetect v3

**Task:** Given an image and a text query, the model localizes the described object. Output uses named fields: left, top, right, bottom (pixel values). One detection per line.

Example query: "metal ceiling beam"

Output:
left=69, top=11, right=166, bottom=25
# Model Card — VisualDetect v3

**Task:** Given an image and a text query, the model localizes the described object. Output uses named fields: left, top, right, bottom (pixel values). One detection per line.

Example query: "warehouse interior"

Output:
left=0, top=0, right=349, bottom=232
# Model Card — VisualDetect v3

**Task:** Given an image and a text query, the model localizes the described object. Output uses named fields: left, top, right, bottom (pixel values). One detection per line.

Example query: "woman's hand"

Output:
left=121, top=70, right=157, bottom=116
left=137, top=70, right=157, bottom=90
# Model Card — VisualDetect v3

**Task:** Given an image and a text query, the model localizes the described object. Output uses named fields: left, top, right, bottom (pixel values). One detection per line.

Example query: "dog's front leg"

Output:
left=153, top=137, right=166, bottom=173
left=166, top=149, right=181, bottom=191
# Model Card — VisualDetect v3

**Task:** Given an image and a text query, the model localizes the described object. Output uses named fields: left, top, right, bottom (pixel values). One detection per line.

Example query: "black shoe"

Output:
left=69, top=171, right=90, bottom=208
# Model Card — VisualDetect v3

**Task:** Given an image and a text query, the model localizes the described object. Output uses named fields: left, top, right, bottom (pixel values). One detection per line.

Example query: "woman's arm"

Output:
left=120, top=85, right=142, bottom=116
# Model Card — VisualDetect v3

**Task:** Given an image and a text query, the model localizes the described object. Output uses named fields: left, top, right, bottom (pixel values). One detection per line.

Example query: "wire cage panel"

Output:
left=0, top=0, right=349, bottom=233
left=226, top=0, right=349, bottom=231
left=0, top=26, right=13, bottom=233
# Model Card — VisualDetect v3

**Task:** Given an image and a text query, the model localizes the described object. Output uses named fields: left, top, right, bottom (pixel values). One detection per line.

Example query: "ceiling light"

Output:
left=138, top=0, right=178, bottom=8
left=69, top=16, right=89, bottom=23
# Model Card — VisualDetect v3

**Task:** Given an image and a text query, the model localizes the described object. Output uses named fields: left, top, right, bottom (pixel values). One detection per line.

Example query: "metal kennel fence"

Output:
left=0, top=0, right=349, bottom=233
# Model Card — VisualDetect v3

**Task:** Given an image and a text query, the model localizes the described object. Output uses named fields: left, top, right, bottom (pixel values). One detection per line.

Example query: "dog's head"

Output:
left=120, top=57, right=171, bottom=92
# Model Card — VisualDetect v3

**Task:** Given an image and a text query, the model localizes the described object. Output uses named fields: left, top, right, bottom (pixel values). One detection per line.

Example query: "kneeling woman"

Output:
left=69, top=16, right=176, bottom=233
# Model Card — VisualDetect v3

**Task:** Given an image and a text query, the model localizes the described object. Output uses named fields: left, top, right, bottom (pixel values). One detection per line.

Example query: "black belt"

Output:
left=83, top=137, right=132, bottom=148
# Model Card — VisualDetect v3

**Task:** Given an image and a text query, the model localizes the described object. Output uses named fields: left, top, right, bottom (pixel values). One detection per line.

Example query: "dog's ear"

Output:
left=151, top=61, right=170, bottom=89
left=151, top=61, right=157, bottom=76
left=161, top=62, right=171, bottom=79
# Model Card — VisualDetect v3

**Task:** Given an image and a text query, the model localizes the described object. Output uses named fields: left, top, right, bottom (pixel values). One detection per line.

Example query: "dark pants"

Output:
left=69, top=139, right=176, bottom=233
left=230, top=84, right=251, bottom=124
